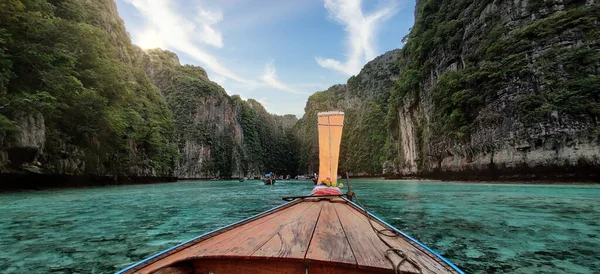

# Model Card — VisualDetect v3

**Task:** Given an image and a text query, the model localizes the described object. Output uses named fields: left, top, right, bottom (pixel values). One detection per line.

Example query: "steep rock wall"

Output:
left=0, top=0, right=178, bottom=179
left=295, top=49, right=402, bottom=175
left=144, top=49, right=298, bottom=179
left=297, top=1, right=599, bottom=180
left=143, top=49, right=242, bottom=178
left=0, top=0, right=298, bottom=186
left=387, top=0, right=600, bottom=180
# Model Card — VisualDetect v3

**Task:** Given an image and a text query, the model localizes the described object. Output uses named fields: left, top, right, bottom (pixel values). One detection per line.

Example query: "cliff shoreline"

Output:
left=3, top=167, right=597, bottom=192
left=0, top=173, right=177, bottom=192
left=295, top=1, right=599, bottom=180
left=385, top=165, right=600, bottom=183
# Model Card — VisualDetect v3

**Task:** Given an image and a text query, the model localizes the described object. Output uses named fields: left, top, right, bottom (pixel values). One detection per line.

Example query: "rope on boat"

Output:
left=345, top=174, right=425, bottom=274
left=283, top=176, right=430, bottom=273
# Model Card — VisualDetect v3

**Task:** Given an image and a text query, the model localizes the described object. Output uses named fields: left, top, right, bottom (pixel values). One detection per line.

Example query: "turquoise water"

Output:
left=0, top=180, right=598, bottom=273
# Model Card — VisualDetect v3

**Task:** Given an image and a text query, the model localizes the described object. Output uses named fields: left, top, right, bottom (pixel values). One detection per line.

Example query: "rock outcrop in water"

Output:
left=297, top=0, right=600, bottom=180
left=0, top=0, right=298, bottom=186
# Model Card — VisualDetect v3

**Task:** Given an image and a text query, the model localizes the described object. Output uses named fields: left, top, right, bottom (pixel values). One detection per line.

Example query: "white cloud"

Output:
left=125, top=0, right=249, bottom=83
left=261, top=61, right=306, bottom=94
left=196, top=9, right=224, bottom=48
left=125, top=0, right=305, bottom=95
left=316, top=0, right=398, bottom=76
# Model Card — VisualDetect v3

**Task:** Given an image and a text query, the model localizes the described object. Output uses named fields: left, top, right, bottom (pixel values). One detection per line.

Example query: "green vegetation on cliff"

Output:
left=237, top=98, right=299, bottom=176
left=297, top=1, right=599, bottom=177
left=3, top=0, right=596, bottom=181
left=0, top=1, right=299, bottom=180
left=397, top=1, right=600, bottom=140
left=295, top=50, right=401, bottom=175
left=387, top=0, right=599, bottom=170
left=295, top=91, right=389, bottom=175
left=144, top=49, right=299, bottom=178
left=0, top=0, right=178, bottom=176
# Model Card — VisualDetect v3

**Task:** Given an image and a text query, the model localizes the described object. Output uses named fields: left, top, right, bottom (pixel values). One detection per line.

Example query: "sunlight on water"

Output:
left=0, top=180, right=598, bottom=273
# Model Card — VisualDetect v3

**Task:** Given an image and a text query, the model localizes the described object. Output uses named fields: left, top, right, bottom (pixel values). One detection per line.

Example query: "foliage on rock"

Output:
left=298, top=0, right=599, bottom=178
left=0, top=0, right=178, bottom=176
left=144, top=50, right=299, bottom=178
left=295, top=50, right=401, bottom=175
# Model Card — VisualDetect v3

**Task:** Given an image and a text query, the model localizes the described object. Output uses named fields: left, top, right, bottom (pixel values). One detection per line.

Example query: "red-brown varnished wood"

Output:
left=133, top=201, right=311, bottom=273
left=307, top=263, right=389, bottom=274
left=193, top=202, right=312, bottom=255
left=251, top=202, right=322, bottom=259
left=122, top=198, right=459, bottom=274
left=191, top=258, right=391, bottom=274
left=193, top=259, right=305, bottom=274
left=332, top=203, right=419, bottom=273
left=344, top=203, right=457, bottom=274
left=305, top=201, right=356, bottom=266
left=196, top=202, right=317, bottom=257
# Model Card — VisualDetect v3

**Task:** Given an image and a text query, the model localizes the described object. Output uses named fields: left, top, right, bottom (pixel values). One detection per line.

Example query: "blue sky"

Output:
left=115, top=0, right=416, bottom=117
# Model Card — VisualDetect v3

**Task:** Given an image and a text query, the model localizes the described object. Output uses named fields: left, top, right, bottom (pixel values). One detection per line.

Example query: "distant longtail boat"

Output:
left=116, top=111, right=464, bottom=274
left=263, top=173, right=275, bottom=185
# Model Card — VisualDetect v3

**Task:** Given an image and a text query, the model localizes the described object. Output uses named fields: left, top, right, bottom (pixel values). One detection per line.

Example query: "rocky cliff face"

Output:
left=298, top=1, right=599, bottom=180
left=0, top=0, right=298, bottom=184
left=143, top=49, right=298, bottom=179
left=295, top=49, right=401, bottom=175
left=142, top=49, right=241, bottom=178
left=386, top=0, right=599, bottom=180
left=1, top=0, right=179, bottom=179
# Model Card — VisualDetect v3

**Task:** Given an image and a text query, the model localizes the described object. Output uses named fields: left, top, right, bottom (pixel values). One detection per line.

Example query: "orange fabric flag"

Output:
left=317, top=111, right=344, bottom=186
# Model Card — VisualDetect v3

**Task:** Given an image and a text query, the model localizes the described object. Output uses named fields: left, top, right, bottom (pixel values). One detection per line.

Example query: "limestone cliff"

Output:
left=0, top=0, right=298, bottom=185
left=1, top=0, right=178, bottom=179
left=143, top=49, right=298, bottom=179
left=387, top=0, right=600, bottom=180
left=297, top=1, right=599, bottom=180
left=295, top=49, right=402, bottom=175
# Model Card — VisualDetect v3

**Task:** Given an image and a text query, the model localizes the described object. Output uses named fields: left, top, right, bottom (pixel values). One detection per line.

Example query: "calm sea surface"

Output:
left=0, top=180, right=598, bottom=273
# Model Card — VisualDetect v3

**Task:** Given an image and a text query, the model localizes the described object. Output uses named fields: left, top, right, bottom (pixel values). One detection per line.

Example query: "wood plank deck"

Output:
left=305, top=201, right=356, bottom=265
left=128, top=198, right=459, bottom=274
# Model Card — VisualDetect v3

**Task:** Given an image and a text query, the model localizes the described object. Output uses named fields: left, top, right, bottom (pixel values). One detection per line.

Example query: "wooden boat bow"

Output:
left=116, top=196, right=463, bottom=274
left=116, top=111, right=463, bottom=273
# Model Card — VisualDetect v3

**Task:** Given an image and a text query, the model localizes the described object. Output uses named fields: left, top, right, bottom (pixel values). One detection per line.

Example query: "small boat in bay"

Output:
left=263, top=173, right=275, bottom=185
left=116, top=111, right=463, bottom=274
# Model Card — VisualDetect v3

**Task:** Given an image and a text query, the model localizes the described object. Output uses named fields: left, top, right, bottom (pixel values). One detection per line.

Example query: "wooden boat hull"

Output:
left=116, top=196, right=463, bottom=274
left=115, top=110, right=461, bottom=273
